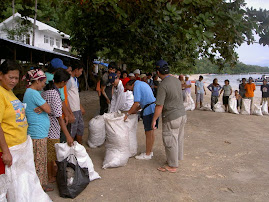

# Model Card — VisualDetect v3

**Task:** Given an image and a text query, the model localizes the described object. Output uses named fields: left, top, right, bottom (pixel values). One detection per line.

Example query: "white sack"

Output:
left=125, top=114, right=138, bottom=157
left=200, top=103, right=212, bottom=111
left=262, top=101, right=268, bottom=115
left=184, top=93, right=195, bottom=111
left=253, top=104, right=263, bottom=116
left=0, top=174, right=9, bottom=202
left=228, top=97, right=239, bottom=114
left=88, top=115, right=106, bottom=148
left=213, top=102, right=225, bottom=113
left=103, top=113, right=130, bottom=169
left=55, top=141, right=101, bottom=181
left=241, top=99, right=251, bottom=115
left=5, top=136, right=52, bottom=202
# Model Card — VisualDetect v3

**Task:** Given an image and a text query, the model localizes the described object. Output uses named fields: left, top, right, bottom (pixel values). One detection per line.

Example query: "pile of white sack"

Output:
left=184, top=93, right=195, bottom=111
left=213, top=102, right=225, bottom=113
left=200, top=103, right=212, bottom=111
left=87, top=115, right=106, bottom=148
left=228, top=97, right=239, bottom=114
left=252, top=101, right=268, bottom=116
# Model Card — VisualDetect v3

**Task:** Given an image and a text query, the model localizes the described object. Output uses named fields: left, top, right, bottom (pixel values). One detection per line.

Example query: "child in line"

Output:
left=235, top=90, right=242, bottom=111
left=219, top=79, right=232, bottom=112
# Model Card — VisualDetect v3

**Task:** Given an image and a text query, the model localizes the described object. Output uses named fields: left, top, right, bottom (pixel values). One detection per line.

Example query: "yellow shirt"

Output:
left=0, top=86, right=28, bottom=152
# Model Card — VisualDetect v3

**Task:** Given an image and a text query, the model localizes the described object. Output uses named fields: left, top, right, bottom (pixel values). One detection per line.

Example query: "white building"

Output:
left=0, top=13, right=70, bottom=53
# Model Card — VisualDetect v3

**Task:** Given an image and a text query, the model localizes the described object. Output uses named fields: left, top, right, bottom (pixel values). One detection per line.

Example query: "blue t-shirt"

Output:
left=23, top=88, right=50, bottom=139
left=133, top=81, right=156, bottom=116
left=45, top=72, right=65, bottom=101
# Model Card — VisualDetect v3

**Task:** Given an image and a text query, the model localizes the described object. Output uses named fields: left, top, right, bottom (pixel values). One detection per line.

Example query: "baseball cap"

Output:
left=51, top=58, right=67, bottom=69
left=108, top=73, right=117, bottom=83
left=133, top=69, right=140, bottom=75
left=129, top=73, right=135, bottom=77
left=156, top=60, right=169, bottom=74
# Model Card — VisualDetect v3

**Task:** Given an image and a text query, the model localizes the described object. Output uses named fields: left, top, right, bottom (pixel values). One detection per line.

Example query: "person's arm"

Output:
left=62, top=101, right=69, bottom=125
left=80, top=104, right=85, bottom=115
left=101, top=85, right=110, bottom=104
left=0, top=124, right=12, bottom=167
left=230, top=87, right=233, bottom=96
left=66, top=101, right=75, bottom=123
left=195, top=85, right=197, bottom=94
left=203, top=86, right=206, bottom=95
left=151, top=105, right=163, bottom=130
left=39, top=102, right=51, bottom=114
left=207, top=84, right=212, bottom=91
left=57, top=117, right=73, bottom=146
left=124, top=102, right=141, bottom=121
left=219, top=88, right=223, bottom=96
left=186, top=82, right=191, bottom=88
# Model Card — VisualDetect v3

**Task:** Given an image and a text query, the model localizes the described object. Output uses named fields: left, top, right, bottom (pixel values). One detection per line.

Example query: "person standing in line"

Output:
left=121, top=71, right=130, bottom=87
left=260, top=79, right=269, bottom=111
left=239, top=78, right=246, bottom=109
left=22, top=69, right=53, bottom=192
left=244, top=77, right=256, bottom=113
left=195, top=75, right=206, bottom=109
left=178, top=74, right=186, bottom=101
left=125, top=79, right=158, bottom=160
left=153, top=74, right=160, bottom=98
left=66, top=63, right=85, bottom=144
left=129, top=73, right=136, bottom=81
left=151, top=60, right=186, bottom=173
left=184, top=75, right=192, bottom=96
left=219, top=79, right=232, bottom=112
left=207, top=78, right=222, bottom=111
left=100, top=63, right=116, bottom=115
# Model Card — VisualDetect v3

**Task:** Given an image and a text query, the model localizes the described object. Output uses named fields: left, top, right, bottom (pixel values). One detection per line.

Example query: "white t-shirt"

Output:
left=67, top=77, right=81, bottom=112
left=109, top=80, right=134, bottom=113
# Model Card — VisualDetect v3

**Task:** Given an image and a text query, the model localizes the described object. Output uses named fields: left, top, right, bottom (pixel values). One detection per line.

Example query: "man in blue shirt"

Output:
left=125, top=80, right=158, bottom=160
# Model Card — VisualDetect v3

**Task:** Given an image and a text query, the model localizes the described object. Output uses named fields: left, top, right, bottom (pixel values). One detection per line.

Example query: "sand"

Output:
left=47, top=85, right=269, bottom=202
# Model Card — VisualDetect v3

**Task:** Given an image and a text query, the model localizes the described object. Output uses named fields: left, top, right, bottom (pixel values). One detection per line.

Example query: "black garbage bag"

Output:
left=56, top=155, right=90, bottom=199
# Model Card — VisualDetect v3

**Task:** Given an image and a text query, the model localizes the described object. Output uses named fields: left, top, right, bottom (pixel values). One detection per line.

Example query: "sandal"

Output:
left=42, top=185, right=54, bottom=192
left=157, top=166, right=177, bottom=173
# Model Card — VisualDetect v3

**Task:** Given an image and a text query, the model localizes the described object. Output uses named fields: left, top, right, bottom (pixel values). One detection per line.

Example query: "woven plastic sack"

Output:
left=213, top=102, right=225, bottom=113
left=87, top=115, right=106, bottom=148
left=241, top=99, right=251, bottom=115
left=103, top=112, right=130, bottom=169
left=262, top=101, right=268, bottom=115
left=125, top=114, right=138, bottom=157
left=184, top=93, right=195, bottom=111
left=228, top=97, right=239, bottom=114
left=200, top=103, right=212, bottom=111
left=253, top=104, right=263, bottom=116
left=0, top=174, right=9, bottom=202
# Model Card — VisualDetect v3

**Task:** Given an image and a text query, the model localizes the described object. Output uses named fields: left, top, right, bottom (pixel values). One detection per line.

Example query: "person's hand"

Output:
left=205, top=91, right=206, bottom=95
left=64, top=116, right=69, bottom=125
left=81, top=107, right=86, bottom=115
left=151, top=120, right=157, bottom=130
left=2, top=151, right=12, bottom=167
left=34, top=107, right=43, bottom=114
left=106, top=99, right=111, bottom=104
left=68, top=114, right=75, bottom=124
left=66, top=135, right=74, bottom=147
left=124, top=114, right=128, bottom=121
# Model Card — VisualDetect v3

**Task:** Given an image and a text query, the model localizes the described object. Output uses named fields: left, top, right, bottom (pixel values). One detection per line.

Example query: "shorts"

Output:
left=223, top=96, right=229, bottom=105
left=142, top=113, right=159, bottom=132
left=0, top=152, right=5, bottom=174
left=47, top=138, right=60, bottom=162
left=70, top=110, right=84, bottom=138
left=196, top=93, right=204, bottom=103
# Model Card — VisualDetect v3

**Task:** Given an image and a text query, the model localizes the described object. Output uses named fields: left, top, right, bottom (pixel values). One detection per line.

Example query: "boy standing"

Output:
left=66, top=63, right=85, bottom=144
left=260, top=79, right=269, bottom=110
left=195, top=75, right=206, bottom=109
left=245, top=77, right=256, bottom=113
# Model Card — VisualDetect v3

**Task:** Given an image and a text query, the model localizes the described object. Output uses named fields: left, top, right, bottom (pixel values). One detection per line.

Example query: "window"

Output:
left=56, top=39, right=60, bottom=48
left=44, top=35, right=49, bottom=43
left=50, top=37, right=54, bottom=46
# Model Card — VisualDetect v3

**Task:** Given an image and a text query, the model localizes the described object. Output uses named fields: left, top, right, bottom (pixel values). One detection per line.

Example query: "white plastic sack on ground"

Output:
left=55, top=141, right=101, bottom=181
left=241, top=99, right=251, bottom=115
left=87, top=115, right=106, bottom=148
left=5, top=136, right=52, bottom=202
left=262, top=101, right=268, bottom=115
left=253, top=104, right=263, bottom=116
left=200, top=103, right=212, bottom=111
left=213, top=102, right=225, bottom=113
left=228, top=97, right=239, bottom=114
left=125, top=114, right=138, bottom=157
left=184, top=93, right=195, bottom=111
left=103, top=112, right=130, bottom=169
left=0, top=174, right=9, bottom=202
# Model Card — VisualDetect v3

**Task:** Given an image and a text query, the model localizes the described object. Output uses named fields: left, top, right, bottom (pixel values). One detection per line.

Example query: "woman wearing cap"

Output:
left=23, top=68, right=53, bottom=192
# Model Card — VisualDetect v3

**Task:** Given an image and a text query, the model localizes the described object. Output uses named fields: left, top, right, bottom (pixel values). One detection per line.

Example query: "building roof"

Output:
left=0, top=13, right=70, bottom=39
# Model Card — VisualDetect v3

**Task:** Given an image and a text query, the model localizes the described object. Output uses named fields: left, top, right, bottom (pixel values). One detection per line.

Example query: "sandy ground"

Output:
left=47, top=86, right=269, bottom=202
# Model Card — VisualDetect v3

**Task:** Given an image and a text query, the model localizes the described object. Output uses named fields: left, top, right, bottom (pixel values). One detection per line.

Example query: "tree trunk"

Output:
left=32, top=0, right=37, bottom=46
left=12, top=0, right=15, bottom=29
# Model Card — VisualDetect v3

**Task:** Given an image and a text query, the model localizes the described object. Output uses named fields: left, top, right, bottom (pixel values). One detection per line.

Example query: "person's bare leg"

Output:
left=145, top=130, right=154, bottom=156
left=48, top=161, right=56, bottom=183
left=76, top=135, right=83, bottom=144
left=200, top=101, right=203, bottom=108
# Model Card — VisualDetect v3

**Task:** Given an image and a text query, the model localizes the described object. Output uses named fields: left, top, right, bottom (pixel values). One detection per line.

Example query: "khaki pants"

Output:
left=162, top=115, right=187, bottom=167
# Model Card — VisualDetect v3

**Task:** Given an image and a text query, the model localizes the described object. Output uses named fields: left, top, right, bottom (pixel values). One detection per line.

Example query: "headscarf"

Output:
left=22, top=68, right=46, bottom=87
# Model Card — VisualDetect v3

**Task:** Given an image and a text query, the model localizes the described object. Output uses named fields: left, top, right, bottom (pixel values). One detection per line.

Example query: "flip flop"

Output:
left=157, top=166, right=177, bottom=173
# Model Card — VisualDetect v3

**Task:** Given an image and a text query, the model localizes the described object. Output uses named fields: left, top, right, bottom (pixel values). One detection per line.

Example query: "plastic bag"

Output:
left=5, top=136, right=52, bottom=202
left=103, top=112, right=130, bottom=169
left=213, top=102, right=225, bottom=113
left=56, top=155, right=90, bottom=199
left=0, top=175, right=9, bottom=202
left=228, top=97, right=239, bottom=114
left=125, top=114, right=138, bottom=157
left=55, top=141, right=100, bottom=181
left=241, top=99, right=251, bottom=115
left=87, top=115, right=106, bottom=148
left=262, top=101, right=268, bottom=115
left=184, top=93, right=195, bottom=111
left=253, top=104, right=263, bottom=116
left=200, top=103, right=212, bottom=111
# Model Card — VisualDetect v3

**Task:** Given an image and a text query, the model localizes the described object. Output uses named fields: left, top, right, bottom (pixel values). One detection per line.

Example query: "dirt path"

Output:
left=47, top=90, right=269, bottom=202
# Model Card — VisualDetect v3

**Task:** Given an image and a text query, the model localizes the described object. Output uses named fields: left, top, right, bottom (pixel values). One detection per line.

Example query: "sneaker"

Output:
left=135, top=153, right=152, bottom=160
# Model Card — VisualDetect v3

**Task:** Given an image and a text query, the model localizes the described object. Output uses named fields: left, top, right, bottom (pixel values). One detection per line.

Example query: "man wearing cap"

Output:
left=133, top=69, right=141, bottom=80
left=129, top=73, right=136, bottom=80
left=100, top=62, right=116, bottom=115
left=151, top=60, right=186, bottom=173
left=245, top=77, right=256, bottom=113
left=125, top=79, right=158, bottom=160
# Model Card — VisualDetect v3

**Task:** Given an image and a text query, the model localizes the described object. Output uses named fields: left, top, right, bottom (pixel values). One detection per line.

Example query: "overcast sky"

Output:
left=236, top=0, right=269, bottom=67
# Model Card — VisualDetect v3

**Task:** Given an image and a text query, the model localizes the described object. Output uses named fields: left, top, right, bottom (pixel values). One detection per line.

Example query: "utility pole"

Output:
left=12, top=0, right=15, bottom=29
left=32, top=0, right=37, bottom=46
